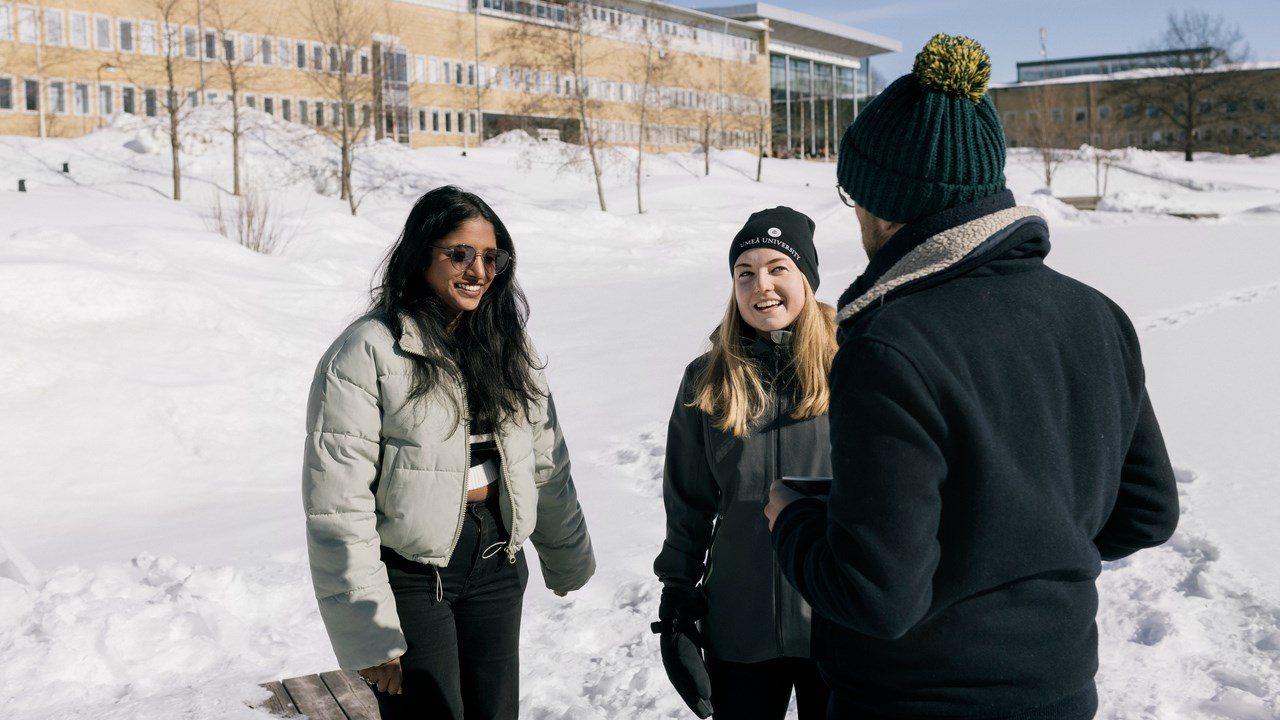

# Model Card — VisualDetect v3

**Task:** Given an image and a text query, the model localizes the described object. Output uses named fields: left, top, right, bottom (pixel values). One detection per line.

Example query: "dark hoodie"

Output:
left=655, top=331, right=830, bottom=663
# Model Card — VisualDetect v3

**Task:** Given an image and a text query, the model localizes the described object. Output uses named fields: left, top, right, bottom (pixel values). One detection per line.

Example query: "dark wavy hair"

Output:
left=370, top=185, right=545, bottom=429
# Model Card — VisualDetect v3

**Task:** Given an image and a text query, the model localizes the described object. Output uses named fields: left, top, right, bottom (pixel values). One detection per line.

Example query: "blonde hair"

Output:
left=691, top=278, right=837, bottom=437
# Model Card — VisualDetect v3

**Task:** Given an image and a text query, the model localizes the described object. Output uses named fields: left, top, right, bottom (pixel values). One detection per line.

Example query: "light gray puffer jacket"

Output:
left=302, top=313, right=595, bottom=670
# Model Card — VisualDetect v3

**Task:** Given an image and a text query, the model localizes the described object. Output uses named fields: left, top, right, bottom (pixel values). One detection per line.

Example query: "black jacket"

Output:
left=655, top=332, right=830, bottom=663
left=772, top=194, right=1179, bottom=718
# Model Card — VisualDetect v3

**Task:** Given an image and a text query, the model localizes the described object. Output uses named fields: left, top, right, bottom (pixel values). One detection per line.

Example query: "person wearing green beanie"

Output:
left=765, top=33, right=1179, bottom=719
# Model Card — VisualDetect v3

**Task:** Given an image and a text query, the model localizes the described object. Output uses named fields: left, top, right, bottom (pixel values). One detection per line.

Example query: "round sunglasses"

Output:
left=430, top=244, right=512, bottom=275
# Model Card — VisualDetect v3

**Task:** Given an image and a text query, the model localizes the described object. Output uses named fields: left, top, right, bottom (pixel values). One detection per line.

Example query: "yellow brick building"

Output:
left=0, top=0, right=897, bottom=152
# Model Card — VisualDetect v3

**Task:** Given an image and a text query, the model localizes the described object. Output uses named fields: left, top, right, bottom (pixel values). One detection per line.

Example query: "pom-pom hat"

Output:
left=837, top=33, right=1007, bottom=223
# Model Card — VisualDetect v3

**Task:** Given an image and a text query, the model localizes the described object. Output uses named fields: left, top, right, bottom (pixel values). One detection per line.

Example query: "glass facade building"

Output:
left=769, top=53, right=864, bottom=158
left=703, top=3, right=898, bottom=159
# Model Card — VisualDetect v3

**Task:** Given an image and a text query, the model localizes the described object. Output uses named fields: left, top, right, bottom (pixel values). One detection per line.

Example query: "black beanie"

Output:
left=837, top=33, right=1007, bottom=223
left=728, top=206, right=819, bottom=292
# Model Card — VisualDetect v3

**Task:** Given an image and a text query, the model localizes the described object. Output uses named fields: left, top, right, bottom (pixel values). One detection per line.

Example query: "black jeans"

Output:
left=376, top=495, right=529, bottom=720
left=706, top=655, right=831, bottom=720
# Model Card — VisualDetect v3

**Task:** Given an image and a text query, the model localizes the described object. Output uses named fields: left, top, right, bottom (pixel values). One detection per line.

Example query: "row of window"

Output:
left=1006, top=94, right=1277, bottom=127
left=0, top=75, right=761, bottom=149
left=1011, top=125, right=1280, bottom=149
left=585, top=117, right=760, bottom=148
left=478, top=0, right=758, bottom=56
left=0, top=1, right=373, bottom=77
left=0, top=74, right=484, bottom=138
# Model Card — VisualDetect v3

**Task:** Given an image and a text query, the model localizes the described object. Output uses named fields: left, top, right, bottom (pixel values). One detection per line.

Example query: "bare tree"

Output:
left=205, top=0, right=276, bottom=196
left=631, top=10, right=669, bottom=214
left=501, top=2, right=611, bottom=211
left=150, top=0, right=198, bottom=200
left=1107, top=10, right=1252, bottom=161
left=687, top=56, right=722, bottom=177
left=721, top=57, right=769, bottom=182
left=297, top=0, right=384, bottom=214
left=208, top=179, right=294, bottom=254
left=1023, top=82, right=1073, bottom=190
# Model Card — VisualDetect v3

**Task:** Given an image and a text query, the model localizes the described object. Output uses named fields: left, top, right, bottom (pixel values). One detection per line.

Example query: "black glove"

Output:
left=651, top=586, right=713, bottom=718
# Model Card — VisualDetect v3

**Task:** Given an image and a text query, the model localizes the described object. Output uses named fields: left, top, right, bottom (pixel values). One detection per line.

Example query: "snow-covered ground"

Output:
left=1, top=108, right=1278, bottom=719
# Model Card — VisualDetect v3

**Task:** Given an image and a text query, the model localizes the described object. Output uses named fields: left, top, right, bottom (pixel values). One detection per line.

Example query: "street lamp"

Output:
left=96, top=62, right=119, bottom=128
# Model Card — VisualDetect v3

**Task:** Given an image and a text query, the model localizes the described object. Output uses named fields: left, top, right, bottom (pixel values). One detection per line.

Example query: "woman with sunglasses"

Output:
left=303, top=185, right=596, bottom=720
left=654, top=207, right=835, bottom=720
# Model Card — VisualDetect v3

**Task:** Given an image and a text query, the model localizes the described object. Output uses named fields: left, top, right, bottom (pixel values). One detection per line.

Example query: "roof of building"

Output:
left=991, top=60, right=1280, bottom=89
left=696, top=2, right=901, bottom=58
left=1015, top=47, right=1216, bottom=71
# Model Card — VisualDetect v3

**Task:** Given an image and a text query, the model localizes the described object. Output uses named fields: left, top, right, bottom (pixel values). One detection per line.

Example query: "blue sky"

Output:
left=684, top=1, right=1280, bottom=84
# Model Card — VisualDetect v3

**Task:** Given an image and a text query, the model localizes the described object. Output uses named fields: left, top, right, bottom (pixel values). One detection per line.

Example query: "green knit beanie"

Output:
left=837, top=33, right=1007, bottom=224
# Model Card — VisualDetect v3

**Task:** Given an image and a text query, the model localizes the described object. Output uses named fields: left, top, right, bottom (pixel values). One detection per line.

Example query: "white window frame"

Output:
left=17, top=5, right=35, bottom=43
left=262, top=95, right=273, bottom=114
left=182, top=25, right=199, bottom=59
left=428, top=58, right=438, bottom=84
left=311, top=42, right=323, bottom=71
left=118, top=18, right=134, bottom=53
left=414, top=55, right=425, bottom=83
left=22, top=77, right=39, bottom=112
left=0, top=4, right=12, bottom=42
left=241, top=32, right=255, bottom=64
left=97, top=81, right=113, bottom=115
left=68, top=10, right=88, bottom=48
left=277, top=37, right=290, bottom=68
left=48, top=79, right=67, bottom=114
left=280, top=96, right=292, bottom=122
left=72, top=81, right=89, bottom=115
left=259, top=35, right=273, bottom=66
left=139, top=21, right=156, bottom=55
left=222, top=30, right=236, bottom=62
left=0, top=75, right=14, bottom=112
left=44, top=7, right=64, bottom=46
left=94, top=13, right=111, bottom=50
left=203, top=29, right=216, bottom=60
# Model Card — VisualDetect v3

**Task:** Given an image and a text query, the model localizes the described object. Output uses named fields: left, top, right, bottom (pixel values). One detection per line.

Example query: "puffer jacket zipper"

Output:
left=493, top=432, right=519, bottom=564
left=449, top=383, right=472, bottom=564
left=771, top=351, right=785, bottom=658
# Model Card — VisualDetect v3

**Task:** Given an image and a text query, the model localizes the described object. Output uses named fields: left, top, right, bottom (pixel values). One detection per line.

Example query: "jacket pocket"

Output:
left=375, top=442, right=400, bottom=506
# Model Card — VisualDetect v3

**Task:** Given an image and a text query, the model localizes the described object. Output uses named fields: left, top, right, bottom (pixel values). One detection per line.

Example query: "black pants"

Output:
left=706, top=655, right=831, bottom=720
left=376, top=495, right=528, bottom=720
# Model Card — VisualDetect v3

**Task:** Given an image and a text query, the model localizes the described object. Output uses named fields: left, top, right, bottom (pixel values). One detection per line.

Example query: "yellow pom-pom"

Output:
left=912, top=33, right=992, bottom=104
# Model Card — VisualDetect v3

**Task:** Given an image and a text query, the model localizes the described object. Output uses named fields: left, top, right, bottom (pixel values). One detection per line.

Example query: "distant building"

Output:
left=0, top=0, right=898, bottom=155
left=700, top=3, right=899, bottom=157
left=1015, top=48, right=1215, bottom=83
left=991, top=49, right=1280, bottom=157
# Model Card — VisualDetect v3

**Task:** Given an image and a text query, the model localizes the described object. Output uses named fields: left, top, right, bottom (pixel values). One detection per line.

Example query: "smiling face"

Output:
left=424, top=217, right=498, bottom=323
left=733, top=248, right=807, bottom=336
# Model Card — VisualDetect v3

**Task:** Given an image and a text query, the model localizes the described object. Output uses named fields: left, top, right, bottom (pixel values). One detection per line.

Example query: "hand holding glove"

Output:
left=651, top=585, right=713, bottom=718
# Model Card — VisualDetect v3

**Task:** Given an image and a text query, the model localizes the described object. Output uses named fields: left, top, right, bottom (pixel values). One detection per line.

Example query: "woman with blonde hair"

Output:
left=653, top=206, right=835, bottom=719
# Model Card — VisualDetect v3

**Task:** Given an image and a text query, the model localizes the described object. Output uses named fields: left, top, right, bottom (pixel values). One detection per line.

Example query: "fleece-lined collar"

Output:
left=836, top=205, right=1046, bottom=326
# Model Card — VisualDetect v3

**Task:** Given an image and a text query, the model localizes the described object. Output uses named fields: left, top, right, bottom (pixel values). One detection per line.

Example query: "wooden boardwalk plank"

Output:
left=281, top=674, right=348, bottom=720
left=320, top=670, right=380, bottom=720
left=259, top=680, right=300, bottom=717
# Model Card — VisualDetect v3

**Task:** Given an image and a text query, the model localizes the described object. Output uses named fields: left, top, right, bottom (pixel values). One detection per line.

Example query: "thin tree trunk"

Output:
left=704, top=122, right=710, bottom=176
left=575, top=32, right=606, bottom=212
left=232, top=94, right=242, bottom=196
left=170, top=118, right=182, bottom=200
